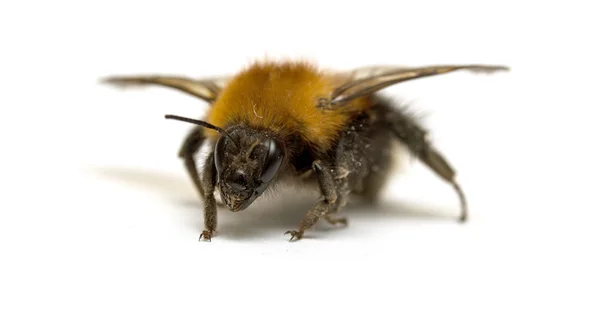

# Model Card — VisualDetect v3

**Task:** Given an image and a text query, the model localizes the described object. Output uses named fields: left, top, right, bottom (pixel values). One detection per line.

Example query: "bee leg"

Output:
left=179, top=127, right=225, bottom=207
left=178, top=127, right=206, bottom=200
left=324, top=213, right=348, bottom=227
left=384, top=108, right=468, bottom=222
left=285, top=160, right=339, bottom=241
left=198, top=151, right=218, bottom=241
left=324, top=183, right=350, bottom=227
left=178, top=128, right=219, bottom=241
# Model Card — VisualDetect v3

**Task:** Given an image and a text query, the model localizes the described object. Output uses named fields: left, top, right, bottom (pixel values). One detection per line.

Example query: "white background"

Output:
left=1, top=1, right=598, bottom=314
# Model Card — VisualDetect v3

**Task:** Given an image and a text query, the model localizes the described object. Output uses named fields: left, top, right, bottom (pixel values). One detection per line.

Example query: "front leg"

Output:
left=285, top=161, right=338, bottom=241
left=199, top=151, right=217, bottom=241
left=178, top=127, right=206, bottom=200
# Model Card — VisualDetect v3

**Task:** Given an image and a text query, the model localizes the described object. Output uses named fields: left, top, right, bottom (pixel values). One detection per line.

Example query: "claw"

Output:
left=284, top=230, right=303, bottom=241
left=199, top=230, right=213, bottom=242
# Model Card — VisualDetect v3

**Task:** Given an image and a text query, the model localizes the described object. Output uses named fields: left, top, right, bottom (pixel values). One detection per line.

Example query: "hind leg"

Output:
left=344, top=105, right=396, bottom=205
left=323, top=111, right=393, bottom=226
left=382, top=105, right=468, bottom=222
left=324, top=194, right=349, bottom=227
left=355, top=130, right=395, bottom=204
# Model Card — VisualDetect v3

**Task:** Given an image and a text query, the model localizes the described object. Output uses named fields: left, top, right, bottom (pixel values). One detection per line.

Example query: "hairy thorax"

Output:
left=205, top=61, right=371, bottom=153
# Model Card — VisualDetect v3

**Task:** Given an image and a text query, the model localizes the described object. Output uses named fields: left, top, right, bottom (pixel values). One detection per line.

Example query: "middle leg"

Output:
left=285, top=160, right=340, bottom=241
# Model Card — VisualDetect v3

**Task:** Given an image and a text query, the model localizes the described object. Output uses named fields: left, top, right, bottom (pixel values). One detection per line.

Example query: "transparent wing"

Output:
left=102, top=74, right=231, bottom=103
left=345, top=65, right=409, bottom=79
left=330, top=64, right=509, bottom=106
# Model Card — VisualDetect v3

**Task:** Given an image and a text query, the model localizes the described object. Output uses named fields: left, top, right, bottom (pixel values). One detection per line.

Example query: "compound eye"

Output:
left=214, top=135, right=227, bottom=173
left=259, top=139, right=284, bottom=185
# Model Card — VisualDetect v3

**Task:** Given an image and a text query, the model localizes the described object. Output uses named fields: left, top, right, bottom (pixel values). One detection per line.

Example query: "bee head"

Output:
left=214, top=127, right=284, bottom=212
left=164, top=115, right=285, bottom=212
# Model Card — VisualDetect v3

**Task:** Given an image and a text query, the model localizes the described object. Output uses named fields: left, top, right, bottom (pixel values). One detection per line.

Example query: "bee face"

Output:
left=214, top=128, right=284, bottom=212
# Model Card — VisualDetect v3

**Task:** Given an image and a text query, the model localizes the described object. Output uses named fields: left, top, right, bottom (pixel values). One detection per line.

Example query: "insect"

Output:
left=103, top=61, right=508, bottom=241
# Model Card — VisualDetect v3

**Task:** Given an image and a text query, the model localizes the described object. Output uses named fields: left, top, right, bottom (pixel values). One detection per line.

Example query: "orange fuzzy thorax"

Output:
left=206, top=61, right=371, bottom=152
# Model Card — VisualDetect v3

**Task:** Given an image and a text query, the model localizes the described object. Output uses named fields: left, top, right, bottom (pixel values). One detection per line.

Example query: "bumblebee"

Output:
left=103, top=61, right=508, bottom=241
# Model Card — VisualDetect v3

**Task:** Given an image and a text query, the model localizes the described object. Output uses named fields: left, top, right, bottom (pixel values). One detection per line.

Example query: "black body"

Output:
left=179, top=95, right=460, bottom=241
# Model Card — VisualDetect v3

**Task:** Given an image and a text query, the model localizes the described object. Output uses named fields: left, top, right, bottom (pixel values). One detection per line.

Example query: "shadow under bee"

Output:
left=89, top=166, right=456, bottom=241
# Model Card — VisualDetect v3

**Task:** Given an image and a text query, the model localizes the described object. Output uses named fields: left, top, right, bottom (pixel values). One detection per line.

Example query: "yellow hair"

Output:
left=206, top=61, right=370, bottom=152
